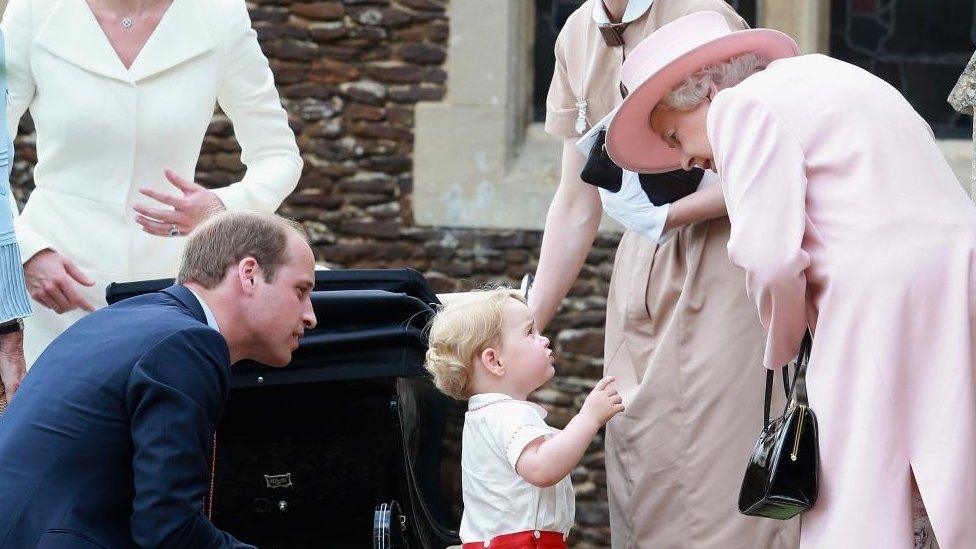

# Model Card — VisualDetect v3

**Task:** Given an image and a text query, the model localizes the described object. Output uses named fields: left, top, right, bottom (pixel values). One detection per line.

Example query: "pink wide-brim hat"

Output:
left=606, top=11, right=799, bottom=173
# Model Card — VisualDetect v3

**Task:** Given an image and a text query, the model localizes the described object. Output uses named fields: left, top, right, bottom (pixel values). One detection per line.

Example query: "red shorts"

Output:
left=461, top=530, right=567, bottom=549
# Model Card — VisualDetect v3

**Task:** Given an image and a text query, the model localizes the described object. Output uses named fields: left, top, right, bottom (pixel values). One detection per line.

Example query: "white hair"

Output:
left=660, top=52, right=773, bottom=111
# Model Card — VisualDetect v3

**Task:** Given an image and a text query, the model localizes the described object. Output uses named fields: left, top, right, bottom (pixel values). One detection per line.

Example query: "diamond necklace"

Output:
left=117, top=1, right=160, bottom=29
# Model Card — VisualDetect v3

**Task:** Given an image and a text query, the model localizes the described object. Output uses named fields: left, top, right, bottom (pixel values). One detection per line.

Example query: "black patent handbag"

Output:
left=738, top=332, right=819, bottom=519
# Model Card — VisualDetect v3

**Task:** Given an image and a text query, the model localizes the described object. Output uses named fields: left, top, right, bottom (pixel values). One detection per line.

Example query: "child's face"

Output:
left=497, top=298, right=555, bottom=393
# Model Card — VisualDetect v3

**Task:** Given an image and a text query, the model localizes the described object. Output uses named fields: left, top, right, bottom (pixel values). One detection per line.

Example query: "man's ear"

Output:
left=237, top=257, right=259, bottom=295
left=480, top=347, right=505, bottom=377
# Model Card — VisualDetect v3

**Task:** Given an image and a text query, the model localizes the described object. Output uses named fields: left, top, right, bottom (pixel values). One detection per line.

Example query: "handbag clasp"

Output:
left=790, top=405, right=807, bottom=462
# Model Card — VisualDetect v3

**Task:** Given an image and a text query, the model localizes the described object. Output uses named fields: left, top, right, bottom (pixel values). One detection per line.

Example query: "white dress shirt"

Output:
left=187, top=288, right=220, bottom=333
left=459, top=393, right=575, bottom=545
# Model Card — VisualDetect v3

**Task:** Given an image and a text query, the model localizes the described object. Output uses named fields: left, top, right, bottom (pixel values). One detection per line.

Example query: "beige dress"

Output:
left=545, top=1, right=798, bottom=547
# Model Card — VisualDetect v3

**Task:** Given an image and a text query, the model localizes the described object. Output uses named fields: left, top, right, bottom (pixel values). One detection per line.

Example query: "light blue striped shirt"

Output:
left=0, top=30, right=31, bottom=325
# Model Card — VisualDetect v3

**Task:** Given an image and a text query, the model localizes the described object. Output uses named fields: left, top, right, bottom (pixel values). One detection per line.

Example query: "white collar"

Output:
left=467, top=393, right=548, bottom=418
left=35, top=0, right=215, bottom=84
left=187, top=288, right=220, bottom=333
left=591, top=0, right=653, bottom=25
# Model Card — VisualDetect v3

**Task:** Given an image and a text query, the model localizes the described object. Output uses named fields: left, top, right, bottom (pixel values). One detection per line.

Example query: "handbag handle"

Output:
left=763, top=331, right=813, bottom=429
left=788, top=332, right=813, bottom=408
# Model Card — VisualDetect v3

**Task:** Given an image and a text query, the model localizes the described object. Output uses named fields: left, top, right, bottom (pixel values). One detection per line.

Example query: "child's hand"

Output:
left=580, top=376, right=625, bottom=426
left=517, top=376, right=624, bottom=487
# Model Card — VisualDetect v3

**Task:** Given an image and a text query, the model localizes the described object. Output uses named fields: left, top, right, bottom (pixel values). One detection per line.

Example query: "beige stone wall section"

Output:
left=938, top=139, right=973, bottom=191
left=413, top=0, right=624, bottom=231
left=758, top=0, right=830, bottom=54
left=413, top=0, right=567, bottom=230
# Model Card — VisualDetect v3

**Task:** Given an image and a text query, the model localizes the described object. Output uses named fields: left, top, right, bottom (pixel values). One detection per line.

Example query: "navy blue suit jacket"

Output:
left=0, top=285, right=253, bottom=548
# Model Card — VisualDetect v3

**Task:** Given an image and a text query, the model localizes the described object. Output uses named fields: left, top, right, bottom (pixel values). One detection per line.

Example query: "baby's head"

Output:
left=425, top=288, right=555, bottom=400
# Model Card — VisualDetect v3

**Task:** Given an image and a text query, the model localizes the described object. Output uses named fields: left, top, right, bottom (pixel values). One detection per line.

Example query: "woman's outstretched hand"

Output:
left=133, top=168, right=225, bottom=237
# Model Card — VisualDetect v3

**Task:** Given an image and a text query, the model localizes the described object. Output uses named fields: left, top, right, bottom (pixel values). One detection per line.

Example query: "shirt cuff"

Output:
left=0, top=241, right=32, bottom=324
left=504, top=424, right=554, bottom=469
left=544, top=110, right=579, bottom=139
left=644, top=203, right=671, bottom=243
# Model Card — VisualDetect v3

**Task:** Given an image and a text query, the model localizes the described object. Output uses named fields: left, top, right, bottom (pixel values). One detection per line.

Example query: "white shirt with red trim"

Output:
left=459, top=393, right=576, bottom=545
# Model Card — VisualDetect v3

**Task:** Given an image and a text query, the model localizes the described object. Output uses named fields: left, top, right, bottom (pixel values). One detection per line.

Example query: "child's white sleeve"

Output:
left=486, top=402, right=555, bottom=470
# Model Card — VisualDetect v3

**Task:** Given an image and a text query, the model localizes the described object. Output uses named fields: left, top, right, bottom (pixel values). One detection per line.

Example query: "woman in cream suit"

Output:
left=2, top=0, right=303, bottom=363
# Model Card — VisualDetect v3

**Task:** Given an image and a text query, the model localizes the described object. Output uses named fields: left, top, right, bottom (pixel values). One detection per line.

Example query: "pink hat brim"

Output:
left=606, top=29, right=799, bottom=173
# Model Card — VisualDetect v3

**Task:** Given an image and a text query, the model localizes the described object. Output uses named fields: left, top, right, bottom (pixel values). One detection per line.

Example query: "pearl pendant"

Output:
left=121, top=16, right=134, bottom=28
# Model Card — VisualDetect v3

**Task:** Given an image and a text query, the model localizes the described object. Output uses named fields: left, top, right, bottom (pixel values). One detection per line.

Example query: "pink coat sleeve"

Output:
left=707, top=91, right=811, bottom=369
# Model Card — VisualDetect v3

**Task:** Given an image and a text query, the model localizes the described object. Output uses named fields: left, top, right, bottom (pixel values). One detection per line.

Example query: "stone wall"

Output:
left=8, top=1, right=619, bottom=546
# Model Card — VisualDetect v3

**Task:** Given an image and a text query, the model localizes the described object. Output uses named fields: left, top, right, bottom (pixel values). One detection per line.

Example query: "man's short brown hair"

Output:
left=177, top=211, right=309, bottom=289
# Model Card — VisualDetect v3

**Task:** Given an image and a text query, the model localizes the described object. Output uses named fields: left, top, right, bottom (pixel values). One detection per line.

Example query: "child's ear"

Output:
left=480, top=347, right=505, bottom=377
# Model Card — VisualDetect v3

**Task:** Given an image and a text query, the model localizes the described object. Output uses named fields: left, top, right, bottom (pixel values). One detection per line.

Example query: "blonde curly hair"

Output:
left=424, top=288, right=526, bottom=400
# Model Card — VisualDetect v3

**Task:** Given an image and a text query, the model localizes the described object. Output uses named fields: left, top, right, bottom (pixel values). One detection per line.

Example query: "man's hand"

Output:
left=24, top=249, right=96, bottom=314
left=133, top=168, right=226, bottom=237
left=0, top=330, right=26, bottom=402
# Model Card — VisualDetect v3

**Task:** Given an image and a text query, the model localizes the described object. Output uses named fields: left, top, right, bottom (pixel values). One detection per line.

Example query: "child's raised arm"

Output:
left=516, top=376, right=624, bottom=487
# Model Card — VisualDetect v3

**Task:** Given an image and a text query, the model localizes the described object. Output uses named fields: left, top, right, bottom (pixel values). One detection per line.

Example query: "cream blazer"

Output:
left=1, top=0, right=302, bottom=361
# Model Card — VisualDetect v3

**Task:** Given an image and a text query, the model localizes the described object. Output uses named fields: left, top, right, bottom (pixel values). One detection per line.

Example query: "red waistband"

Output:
left=462, top=530, right=567, bottom=549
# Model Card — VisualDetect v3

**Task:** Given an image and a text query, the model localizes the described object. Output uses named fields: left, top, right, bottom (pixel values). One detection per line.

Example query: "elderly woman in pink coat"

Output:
left=605, top=11, right=976, bottom=549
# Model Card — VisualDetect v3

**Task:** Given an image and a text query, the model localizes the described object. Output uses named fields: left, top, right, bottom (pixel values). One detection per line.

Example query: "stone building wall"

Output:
left=7, top=1, right=618, bottom=546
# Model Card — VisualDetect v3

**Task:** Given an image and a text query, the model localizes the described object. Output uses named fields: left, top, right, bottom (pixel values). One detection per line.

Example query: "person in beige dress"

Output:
left=530, top=1, right=799, bottom=547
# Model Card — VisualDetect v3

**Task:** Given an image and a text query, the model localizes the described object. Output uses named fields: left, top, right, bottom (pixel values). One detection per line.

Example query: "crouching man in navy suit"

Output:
left=0, top=211, right=316, bottom=548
